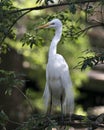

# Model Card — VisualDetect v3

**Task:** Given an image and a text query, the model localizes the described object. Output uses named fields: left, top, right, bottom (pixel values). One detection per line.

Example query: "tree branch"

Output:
left=16, top=113, right=104, bottom=130
left=13, top=86, right=34, bottom=112
left=69, top=23, right=104, bottom=38
left=9, top=0, right=102, bottom=14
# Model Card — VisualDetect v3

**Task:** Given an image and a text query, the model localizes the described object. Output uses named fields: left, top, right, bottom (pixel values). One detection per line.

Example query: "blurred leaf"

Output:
left=0, top=0, right=22, bottom=53
left=74, top=51, right=104, bottom=70
left=0, top=110, right=9, bottom=127
left=36, top=0, right=54, bottom=4
left=5, top=88, right=13, bottom=96
left=69, top=4, right=77, bottom=14
left=0, top=70, right=24, bottom=95
left=45, top=0, right=54, bottom=5
left=36, top=0, right=43, bottom=4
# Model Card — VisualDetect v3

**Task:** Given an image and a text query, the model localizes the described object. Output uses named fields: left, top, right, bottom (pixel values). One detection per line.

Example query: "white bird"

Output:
left=37, top=19, right=74, bottom=115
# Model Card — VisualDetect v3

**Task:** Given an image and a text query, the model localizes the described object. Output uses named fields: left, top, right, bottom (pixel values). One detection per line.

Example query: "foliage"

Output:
left=21, top=33, right=45, bottom=48
left=0, top=110, right=9, bottom=128
left=74, top=49, right=104, bottom=70
left=0, top=69, right=24, bottom=95
left=81, top=54, right=104, bottom=70
left=15, top=113, right=104, bottom=130
left=0, top=0, right=22, bottom=52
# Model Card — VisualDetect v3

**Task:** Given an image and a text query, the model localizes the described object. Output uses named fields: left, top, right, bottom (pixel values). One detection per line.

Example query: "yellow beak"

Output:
left=36, top=23, right=50, bottom=30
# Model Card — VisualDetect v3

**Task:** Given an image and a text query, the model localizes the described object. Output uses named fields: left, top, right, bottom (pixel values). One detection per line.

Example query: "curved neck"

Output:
left=49, top=27, right=62, bottom=58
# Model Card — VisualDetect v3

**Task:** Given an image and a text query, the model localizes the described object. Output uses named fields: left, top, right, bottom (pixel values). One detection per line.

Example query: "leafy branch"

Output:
left=0, top=0, right=103, bottom=45
left=0, top=110, right=22, bottom=130
left=0, top=10, right=31, bottom=44
left=74, top=51, right=104, bottom=70
left=0, top=69, right=34, bottom=112
left=15, top=113, right=104, bottom=130
left=68, top=23, right=104, bottom=39
left=9, top=0, right=101, bottom=14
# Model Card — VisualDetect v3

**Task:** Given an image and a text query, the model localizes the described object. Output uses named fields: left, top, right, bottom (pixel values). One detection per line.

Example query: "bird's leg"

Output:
left=60, top=95, right=66, bottom=130
left=46, top=92, right=53, bottom=130
left=69, top=112, right=73, bottom=122
left=49, top=92, right=52, bottom=114
left=60, top=95, right=64, bottom=122
left=46, top=91, right=52, bottom=115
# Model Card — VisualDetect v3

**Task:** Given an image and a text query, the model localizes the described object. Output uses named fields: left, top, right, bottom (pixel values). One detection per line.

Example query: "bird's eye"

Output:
left=51, top=22, right=55, bottom=25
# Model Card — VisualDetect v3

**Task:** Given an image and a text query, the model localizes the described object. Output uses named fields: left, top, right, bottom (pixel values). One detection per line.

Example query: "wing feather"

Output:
left=60, top=57, right=74, bottom=114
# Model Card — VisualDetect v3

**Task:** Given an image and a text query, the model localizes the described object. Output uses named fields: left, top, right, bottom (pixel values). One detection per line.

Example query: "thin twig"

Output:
left=101, top=4, right=104, bottom=22
left=8, top=119, right=22, bottom=125
left=13, top=86, right=34, bottom=112
left=69, top=23, right=104, bottom=37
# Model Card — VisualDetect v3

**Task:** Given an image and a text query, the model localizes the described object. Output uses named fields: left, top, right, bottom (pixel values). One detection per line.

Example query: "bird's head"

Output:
left=36, top=19, right=62, bottom=30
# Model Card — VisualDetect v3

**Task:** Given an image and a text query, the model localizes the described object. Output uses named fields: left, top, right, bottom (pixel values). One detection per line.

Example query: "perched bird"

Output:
left=37, top=19, right=74, bottom=115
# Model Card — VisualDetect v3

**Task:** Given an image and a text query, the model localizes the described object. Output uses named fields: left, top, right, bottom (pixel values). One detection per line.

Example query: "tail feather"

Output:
left=63, top=86, right=74, bottom=115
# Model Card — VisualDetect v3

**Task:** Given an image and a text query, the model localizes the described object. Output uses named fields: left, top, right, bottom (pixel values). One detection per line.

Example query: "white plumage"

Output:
left=38, top=19, right=74, bottom=114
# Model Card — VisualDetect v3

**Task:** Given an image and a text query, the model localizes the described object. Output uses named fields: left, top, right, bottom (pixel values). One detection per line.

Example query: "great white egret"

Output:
left=37, top=19, right=74, bottom=115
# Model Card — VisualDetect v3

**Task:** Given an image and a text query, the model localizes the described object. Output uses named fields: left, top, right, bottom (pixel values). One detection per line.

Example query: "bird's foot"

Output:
left=59, top=114, right=66, bottom=130
left=69, top=113, right=73, bottom=123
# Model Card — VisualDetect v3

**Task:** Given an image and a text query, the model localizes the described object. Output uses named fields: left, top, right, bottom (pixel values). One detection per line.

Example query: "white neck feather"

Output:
left=49, top=27, right=62, bottom=58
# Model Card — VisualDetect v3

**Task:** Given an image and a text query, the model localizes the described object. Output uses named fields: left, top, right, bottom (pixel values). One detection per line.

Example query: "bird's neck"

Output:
left=49, top=27, right=62, bottom=58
